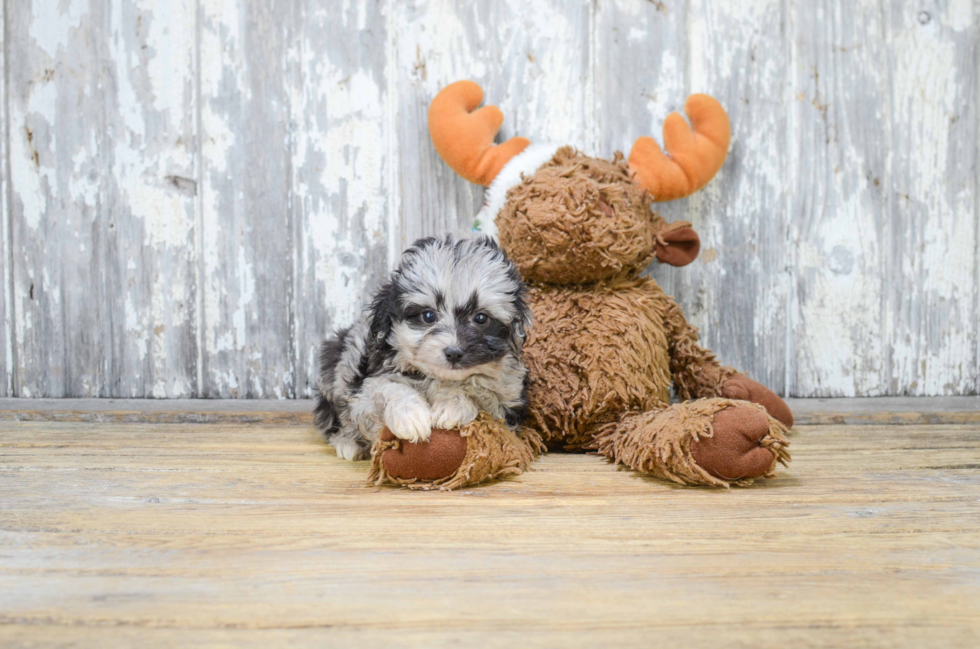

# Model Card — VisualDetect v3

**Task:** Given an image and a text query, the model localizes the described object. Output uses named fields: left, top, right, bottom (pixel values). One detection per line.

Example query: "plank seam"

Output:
left=384, top=0, right=401, bottom=268
left=284, top=2, right=297, bottom=399
left=974, top=0, right=980, bottom=396
left=883, top=0, right=897, bottom=396
left=194, top=0, right=205, bottom=398
left=586, top=0, right=598, bottom=155
left=782, top=0, right=793, bottom=398
left=289, top=0, right=302, bottom=398
left=1, top=0, right=13, bottom=396
left=97, top=2, right=112, bottom=398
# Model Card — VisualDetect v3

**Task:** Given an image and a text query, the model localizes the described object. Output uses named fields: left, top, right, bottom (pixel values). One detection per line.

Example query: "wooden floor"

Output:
left=1, top=400, right=979, bottom=648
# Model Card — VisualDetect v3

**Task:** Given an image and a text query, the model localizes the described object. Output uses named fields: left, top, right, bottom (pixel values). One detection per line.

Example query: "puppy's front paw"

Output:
left=333, top=437, right=369, bottom=461
left=430, top=395, right=479, bottom=430
left=385, top=396, right=432, bottom=443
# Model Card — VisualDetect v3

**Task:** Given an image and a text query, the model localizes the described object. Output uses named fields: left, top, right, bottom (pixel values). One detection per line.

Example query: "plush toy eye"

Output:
left=474, top=312, right=488, bottom=325
left=422, top=310, right=437, bottom=324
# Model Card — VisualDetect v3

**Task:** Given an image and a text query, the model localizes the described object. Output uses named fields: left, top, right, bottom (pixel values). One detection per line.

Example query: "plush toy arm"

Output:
left=663, top=297, right=794, bottom=428
left=662, top=296, right=738, bottom=400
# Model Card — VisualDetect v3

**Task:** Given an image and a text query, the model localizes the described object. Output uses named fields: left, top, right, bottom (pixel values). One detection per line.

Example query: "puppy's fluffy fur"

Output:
left=314, top=234, right=532, bottom=461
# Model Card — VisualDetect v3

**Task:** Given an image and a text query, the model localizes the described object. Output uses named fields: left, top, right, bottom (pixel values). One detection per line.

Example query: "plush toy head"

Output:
left=428, top=80, right=731, bottom=284
left=495, top=147, right=703, bottom=284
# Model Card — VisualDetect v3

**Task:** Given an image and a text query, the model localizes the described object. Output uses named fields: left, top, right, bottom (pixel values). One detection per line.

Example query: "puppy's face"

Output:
left=370, top=235, right=530, bottom=381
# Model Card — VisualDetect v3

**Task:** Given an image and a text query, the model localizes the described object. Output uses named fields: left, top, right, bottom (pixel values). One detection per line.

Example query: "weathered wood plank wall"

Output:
left=2, top=0, right=977, bottom=399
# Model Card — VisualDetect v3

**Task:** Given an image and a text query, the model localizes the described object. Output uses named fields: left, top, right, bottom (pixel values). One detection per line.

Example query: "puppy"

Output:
left=314, top=234, right=532, bottom=461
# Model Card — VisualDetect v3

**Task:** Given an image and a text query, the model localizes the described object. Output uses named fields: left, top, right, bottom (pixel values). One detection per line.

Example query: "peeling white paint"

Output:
left=10, top=119, right=49, bottom=232
left=888, top=0, right=978, bottom=395
left=2, top=0, right=977, bottom=398
left=945, top=0, right=974, bottom=32
left=28, top=0, right=87, bottom=60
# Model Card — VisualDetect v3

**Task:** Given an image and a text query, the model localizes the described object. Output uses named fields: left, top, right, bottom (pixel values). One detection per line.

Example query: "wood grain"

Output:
left=688, top=0, right=791, bottom=394
left=288, top=0, right=396, bottom=398
left=885, top=0, right=979, bottom=396
left=8, top=0, right=108, bottom=397
left=198, top=0, right=295, bottom=398
left=2, top=0, right=978, bottom=398
left=1, top=416, right=978, bottom=647
left=8, top=1, right=200, bottom=398
left=787, top=0, right=891, bottom=397
left=103, top=0, right=200, bottom=399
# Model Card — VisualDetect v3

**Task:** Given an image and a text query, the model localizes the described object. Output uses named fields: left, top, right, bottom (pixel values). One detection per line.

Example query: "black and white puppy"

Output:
left=314, top=234, right=532, bottom=461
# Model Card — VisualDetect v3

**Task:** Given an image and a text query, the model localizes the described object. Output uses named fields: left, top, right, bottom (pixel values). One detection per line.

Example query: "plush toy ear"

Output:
left=654, top=224, right=701, bottom=267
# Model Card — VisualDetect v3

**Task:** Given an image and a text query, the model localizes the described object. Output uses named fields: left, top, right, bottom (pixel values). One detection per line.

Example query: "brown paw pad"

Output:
left=690, top=404, right=776, bottom=481
left=379, top=428, right=468, bottom=481
left=721, top=375, right=794, bottom=428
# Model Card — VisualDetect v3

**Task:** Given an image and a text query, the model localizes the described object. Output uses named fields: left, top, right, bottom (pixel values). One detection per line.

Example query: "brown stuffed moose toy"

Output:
left=370, top=80, right=793, bottom=489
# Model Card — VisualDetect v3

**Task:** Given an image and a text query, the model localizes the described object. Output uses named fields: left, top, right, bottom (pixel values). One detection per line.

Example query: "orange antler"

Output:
left=628, top=94, right=731, bottom=202
left=428, top=80, right=530, bottom=186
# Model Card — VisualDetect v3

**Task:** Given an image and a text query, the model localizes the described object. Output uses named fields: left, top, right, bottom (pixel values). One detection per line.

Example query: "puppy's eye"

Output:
left=421, top=310, right=437, bottom=324
left=474, top=312, right=488, bottom=325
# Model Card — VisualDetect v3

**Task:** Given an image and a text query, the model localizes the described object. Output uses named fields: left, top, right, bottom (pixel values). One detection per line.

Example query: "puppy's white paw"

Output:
left=385, top=395, right=432, bottom=443
left=333, top=438, right=368, bottom=462
left=430, top=395, right=479, bottom=430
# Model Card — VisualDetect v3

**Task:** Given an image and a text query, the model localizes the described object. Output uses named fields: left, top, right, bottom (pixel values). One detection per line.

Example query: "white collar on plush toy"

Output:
left=473, top=143, right=562, bottom=239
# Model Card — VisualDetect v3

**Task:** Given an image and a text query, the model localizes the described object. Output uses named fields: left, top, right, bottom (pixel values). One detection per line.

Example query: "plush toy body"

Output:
left=372, top=80, right=793, bottom=489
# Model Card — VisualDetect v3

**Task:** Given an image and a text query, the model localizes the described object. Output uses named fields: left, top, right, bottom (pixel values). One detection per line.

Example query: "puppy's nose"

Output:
left=443, top=347, right=464, bottom=364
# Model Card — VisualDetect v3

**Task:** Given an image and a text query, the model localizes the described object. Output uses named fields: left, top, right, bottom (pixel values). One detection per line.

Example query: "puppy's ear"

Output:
left=471, top=233, right=499, bottom=250
left=367, top=277, right=399, bottom=348
left=406, top=236, right=437, bottom=252
left=510, top=293, right=533, bottom=343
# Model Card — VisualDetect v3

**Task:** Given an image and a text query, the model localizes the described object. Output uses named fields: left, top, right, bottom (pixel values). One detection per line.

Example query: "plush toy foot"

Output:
left=593, top=398, right=790, bottom=487
left=720, top=374, right=794, bottom=428
left=375, top=428, right=469, bottom=482
left=689, top=403, right=788, bottom=481
left=368, top=413, right=545, bottom=491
